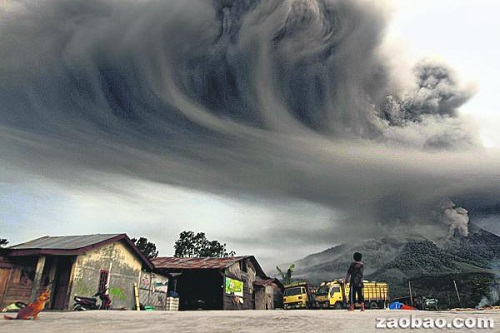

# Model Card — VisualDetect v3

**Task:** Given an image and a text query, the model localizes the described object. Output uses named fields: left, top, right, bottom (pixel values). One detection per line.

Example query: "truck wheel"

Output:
left=333, top=303, right=342, bottom=310
left=369, top=302, right=379, bottom=309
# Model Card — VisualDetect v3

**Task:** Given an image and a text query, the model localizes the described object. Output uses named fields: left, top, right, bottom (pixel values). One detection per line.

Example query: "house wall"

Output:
left=0, top=268, right=10, bottom=305
left=254, top=284, right=281, bottom=310
left=69, top=241, right=142, bottom=310
left=257, top=285, right=275, bottom=310
left=0, top=258, right=37, bottom=309
left=266, top=285, right=274, bottom=309
left=272, top=283, right=284, bottom=309
left=254, top=285, right=266, bottom=310
left=223, top=259, right=257, bottom=310
left=0, top=256, right=76, bottom=310
left=138, top=271, right=169, bottom=310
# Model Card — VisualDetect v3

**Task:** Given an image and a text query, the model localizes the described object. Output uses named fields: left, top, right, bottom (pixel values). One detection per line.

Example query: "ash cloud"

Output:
left=0, top=0, right=499, bottom=240
left=439, top=199, right=470, bottom=238
left=381, top=59, right=478, bottom=150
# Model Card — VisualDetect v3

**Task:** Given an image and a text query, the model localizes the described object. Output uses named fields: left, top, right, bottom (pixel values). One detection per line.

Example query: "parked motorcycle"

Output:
left=73, top=291, right=111, bottom=311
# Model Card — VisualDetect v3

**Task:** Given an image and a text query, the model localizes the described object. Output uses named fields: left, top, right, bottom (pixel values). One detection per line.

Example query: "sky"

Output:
left=1, top=0, right=500, bottom=272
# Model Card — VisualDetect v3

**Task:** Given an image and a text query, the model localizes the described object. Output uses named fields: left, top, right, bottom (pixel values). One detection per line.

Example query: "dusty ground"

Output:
left=1, top=309, right=499, bottom=333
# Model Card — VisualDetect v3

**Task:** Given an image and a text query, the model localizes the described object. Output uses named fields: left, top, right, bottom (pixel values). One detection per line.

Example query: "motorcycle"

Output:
left=73, top=291, right=111, bottom=311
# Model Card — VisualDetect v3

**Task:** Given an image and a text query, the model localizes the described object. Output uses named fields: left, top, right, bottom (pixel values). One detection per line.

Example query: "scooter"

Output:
left=73, top=291, right=111, bottom=311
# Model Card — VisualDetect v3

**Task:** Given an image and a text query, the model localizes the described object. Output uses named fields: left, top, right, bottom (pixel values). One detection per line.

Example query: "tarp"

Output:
left=388, top=302, right=403, bottom=310
left=388, top=302, right=417, bottom=310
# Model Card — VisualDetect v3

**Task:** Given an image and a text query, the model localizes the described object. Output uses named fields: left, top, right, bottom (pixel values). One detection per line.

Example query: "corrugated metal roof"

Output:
left=151, top=256, right=252, bottom=270
left=253, top=279, right=274, bottom=287
left=9, top=234, right=123, bottom=250
left=5, top=234, right=154, bottom=270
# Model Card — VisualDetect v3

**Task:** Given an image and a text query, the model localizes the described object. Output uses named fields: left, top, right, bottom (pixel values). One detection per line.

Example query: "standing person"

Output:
left=345, top=252, right=364, bottom=311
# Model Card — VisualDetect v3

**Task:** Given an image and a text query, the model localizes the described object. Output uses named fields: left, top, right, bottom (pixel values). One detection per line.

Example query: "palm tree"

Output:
left=276, top=264, right=295, bottom=285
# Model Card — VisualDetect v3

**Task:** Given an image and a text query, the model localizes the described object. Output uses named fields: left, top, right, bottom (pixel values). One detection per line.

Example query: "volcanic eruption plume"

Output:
left=439, top=199, right=470, bottom=238
left=0, top=0, right=499, bottom=237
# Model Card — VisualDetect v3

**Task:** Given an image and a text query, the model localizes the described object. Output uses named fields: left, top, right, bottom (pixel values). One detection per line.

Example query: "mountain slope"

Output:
left=285, top=224, right=500, bottom=308
left=290, top=235, right=427, bottom=283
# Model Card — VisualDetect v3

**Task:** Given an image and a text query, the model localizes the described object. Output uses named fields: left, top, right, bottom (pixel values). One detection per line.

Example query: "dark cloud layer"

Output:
left=0, top=0, right=498, bottom=238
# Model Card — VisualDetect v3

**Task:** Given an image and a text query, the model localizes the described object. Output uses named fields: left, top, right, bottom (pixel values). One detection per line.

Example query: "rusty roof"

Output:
left=152, top=256, right=250, bottom=269
left=152, top=256, right=267, bottom=278
left=253, top=279, right=274, bottom=287
left=254, top=277, right=284, bottom=290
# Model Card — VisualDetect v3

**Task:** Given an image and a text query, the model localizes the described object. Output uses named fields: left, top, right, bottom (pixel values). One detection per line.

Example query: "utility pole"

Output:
left=453, top=280, right=461, bottom=307
left=408, top=281, right=413, bottom=306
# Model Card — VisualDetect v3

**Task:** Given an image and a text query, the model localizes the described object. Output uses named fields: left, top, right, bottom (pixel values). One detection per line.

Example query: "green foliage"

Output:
left=370, top=233, right=500, bottom=308
left=173, top=231, right=235, bottom=258
left=109, top=287, right=127, bottom=301
left=0, top=238, right=8, bottom=247
left=276, top=264, right=295, bottom=285
left=386, top=240, right=458, bottom=273
left=74, top=279, right=94, bottom=297
left=131, top=237, right=159, bottom=259
left=406, top=273, right=496, bottom=309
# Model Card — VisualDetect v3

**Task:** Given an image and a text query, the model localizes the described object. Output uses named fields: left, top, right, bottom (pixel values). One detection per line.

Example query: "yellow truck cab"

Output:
left=314, top=279, right=389, bottom=309
left=283, top=282, right=314, bottom=309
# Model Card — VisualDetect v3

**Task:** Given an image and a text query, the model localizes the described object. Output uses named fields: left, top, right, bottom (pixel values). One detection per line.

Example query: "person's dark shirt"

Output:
left=347, top=261, right=364, bottom=287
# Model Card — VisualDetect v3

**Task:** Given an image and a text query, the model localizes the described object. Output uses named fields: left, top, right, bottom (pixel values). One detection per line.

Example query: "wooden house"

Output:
left=0, top=234, right=162, bottom=310
left=152, top=256, right=283, bottom=310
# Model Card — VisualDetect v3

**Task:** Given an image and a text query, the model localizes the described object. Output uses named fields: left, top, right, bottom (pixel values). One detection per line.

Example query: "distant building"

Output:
left=152, top=256, right=283, bottom=310
left=0, top=234, right=165, bottom=310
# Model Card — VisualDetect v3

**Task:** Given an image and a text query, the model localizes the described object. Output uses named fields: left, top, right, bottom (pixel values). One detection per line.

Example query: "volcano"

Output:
left=279, top=223, right=500, bottom=308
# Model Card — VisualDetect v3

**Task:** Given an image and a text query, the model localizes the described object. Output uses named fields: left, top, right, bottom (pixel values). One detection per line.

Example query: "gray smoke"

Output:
left=478, top=287, right=500, bottom=308
left=477, top=261, right=500, bottom=308
left=382, top=59, right=478, bottom=150
left=0, top=0, right=498, bottom=237
left=439, top=199, right=470, bottom=237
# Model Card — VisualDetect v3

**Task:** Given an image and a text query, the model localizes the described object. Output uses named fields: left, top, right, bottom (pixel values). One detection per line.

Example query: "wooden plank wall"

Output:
left=0, top=268, right=12, bottom=308
left=222, top=280, right=255, bottom=309
left=223, top=292, right=244, bottom=310
left=0, top=267, right=32, bottom=308
left=243, top=282, right=253, bottom=310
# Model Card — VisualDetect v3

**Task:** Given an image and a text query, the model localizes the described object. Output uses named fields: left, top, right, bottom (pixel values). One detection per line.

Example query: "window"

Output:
left=19, top=267, right=35, bottom=285
left=316, top=285, right=329, bottom=296
left=284, top=287, right=302, bottom=296
left=98, top=270, right=109, bottom=292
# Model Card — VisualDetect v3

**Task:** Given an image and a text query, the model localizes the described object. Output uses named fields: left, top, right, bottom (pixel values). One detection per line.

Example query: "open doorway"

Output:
left=51, top=257, right=75, bottom=310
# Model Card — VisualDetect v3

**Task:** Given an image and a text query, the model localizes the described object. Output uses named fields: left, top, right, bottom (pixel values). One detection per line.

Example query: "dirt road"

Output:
left=1, top=309, right=499, bottom=333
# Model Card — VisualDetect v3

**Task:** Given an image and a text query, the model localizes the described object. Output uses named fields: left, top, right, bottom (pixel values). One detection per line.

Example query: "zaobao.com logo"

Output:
left=375, top=315, right=495, bottom=329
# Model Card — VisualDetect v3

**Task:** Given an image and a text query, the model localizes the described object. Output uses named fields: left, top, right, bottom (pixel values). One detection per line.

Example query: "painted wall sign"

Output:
left=225, top=277, right=243, bottom=297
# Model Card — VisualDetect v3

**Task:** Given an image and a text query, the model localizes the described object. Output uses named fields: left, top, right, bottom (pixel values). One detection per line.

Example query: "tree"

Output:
left=131, top=237, right=159, bottom=259
left=0, top=238, right=8, bottom=248
left=174, top=231, right=235, bottom=258
left=276, top=264, right=295, bottom=285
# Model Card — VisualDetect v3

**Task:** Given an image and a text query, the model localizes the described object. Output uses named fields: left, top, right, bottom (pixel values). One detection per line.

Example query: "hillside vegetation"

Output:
left=286, top=224, right=500, bottom=308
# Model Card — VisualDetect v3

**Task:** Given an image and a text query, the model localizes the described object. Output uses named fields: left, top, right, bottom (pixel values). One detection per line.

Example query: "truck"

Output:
left=313, top=279, right=389, bottom=309
left=422, top=297, right=438, bottom=311
left=282, top=281, right=315, bottom=309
